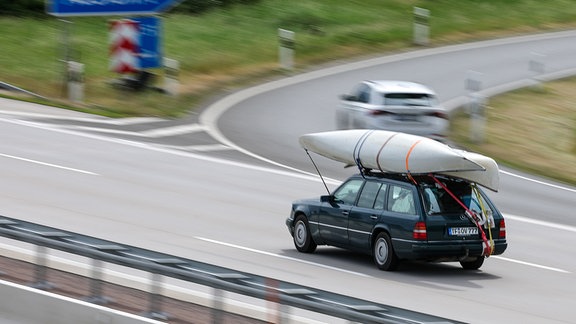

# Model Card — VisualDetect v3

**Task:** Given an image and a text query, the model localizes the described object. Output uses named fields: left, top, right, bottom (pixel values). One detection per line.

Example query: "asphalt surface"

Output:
left=0, top=30, right=575, bottom=324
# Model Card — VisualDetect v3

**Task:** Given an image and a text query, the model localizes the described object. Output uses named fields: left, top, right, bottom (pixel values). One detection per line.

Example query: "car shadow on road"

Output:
left=286, top=247, right=502, bottom=290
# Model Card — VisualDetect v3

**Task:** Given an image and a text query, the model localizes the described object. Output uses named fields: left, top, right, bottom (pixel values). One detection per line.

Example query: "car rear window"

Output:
left=382, top=93, right=436, bottom=107
left=420, top=180, right=494, bottom=215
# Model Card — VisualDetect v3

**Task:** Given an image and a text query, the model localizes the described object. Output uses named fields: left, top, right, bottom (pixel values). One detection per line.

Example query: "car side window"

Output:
left=356, top=181, right=383, bottom=208
left=373, top=183, right=388, bottom=210
left=334, top=179, right=363, bottom=205
left=353, top=84, right=371, bottom=103
left=387, top=185, right=416, bottom=214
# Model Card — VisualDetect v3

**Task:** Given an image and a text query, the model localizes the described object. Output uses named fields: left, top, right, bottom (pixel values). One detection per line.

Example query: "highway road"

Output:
left=0, top=31, right=575, bottom=323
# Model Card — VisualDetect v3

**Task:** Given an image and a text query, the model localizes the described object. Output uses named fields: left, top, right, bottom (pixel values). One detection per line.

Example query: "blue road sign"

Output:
left=47, top=0, right=183, bottom=17
left=134, top=17, right=162, bottom=69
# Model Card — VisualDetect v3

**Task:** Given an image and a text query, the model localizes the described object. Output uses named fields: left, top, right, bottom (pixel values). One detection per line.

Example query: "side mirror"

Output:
left=320, top=195, right=334, bottom=203
left=340, top=94, right=355, bottom=101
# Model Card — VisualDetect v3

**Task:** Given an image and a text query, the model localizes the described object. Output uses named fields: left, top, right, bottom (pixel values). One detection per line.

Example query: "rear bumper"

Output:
left=409, top=240, right=507, bottom=259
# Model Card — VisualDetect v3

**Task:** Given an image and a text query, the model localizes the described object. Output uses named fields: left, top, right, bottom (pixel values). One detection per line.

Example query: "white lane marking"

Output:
left=0, top=109, right=163, bottom=125
left=500, top=213, right=573, bottom=274
left=500, top=170, right=576, bottom=193
left=195, top=237, right=371, bottom=277
left=141, top=124, right=206, bottom=137
left=1, top=118, right=330, bottom=184
left=505, top=213, right=576, bottom=233
left=24, top=121, right=207, bottom=138
left=162, top=144, right=232, bottom=152
left=0, top=153, right=97, bottom=175
left=492, top=256, right=571, bottom=274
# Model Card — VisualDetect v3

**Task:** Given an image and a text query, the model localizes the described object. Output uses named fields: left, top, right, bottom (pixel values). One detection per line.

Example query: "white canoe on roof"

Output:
left=299, top=130, right=500, bottom=191
left=441, top=150, right=499, bottom=192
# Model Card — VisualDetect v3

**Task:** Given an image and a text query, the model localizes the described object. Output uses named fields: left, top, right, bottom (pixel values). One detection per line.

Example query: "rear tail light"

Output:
left=427, top=111, right=449, bottom=119
left=369, top=110, right=392, bottom=116
left=499, top=219, right=506, bottom=239
left=413, top=222, right=427, bottom=240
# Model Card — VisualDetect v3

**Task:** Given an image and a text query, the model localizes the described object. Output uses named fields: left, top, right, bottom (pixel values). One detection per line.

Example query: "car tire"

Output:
left=373, top=232, right=399, bottom=271
left=293, top=215, right=317, bottom=253
left=460, top=256, right=485, bottom=270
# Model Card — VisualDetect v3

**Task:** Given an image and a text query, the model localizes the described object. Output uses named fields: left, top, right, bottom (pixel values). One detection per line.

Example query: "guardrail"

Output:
left=0, top=216, right=462, bottom=323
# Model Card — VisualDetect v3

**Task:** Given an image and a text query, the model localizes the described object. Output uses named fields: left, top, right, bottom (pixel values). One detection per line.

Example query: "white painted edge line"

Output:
left=0, top=108, right=164, bottom=125
left=491, top=256, right=570, bottom=274
left=140, top=123, right=207, bottom=137
left=500, top=170, right=576, bottom=193
left=504, top=213, right=576, bottom=233
left=11, top=120, right=208, bottom=138
left=0, top=279, right=164, bottom=323
left=0, top=152, right=97, bottom=175
left=499, top=213, right=573, bottom=274
left=161, top=144, right=232, bottom=152
left=0, top=117, right=338, bottom=185
left=195, top=237, right=371, bottom=278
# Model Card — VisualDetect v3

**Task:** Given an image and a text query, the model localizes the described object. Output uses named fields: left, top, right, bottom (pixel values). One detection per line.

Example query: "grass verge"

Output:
left=2, top=0, right=576, bottom=117
left=450, top=77, right=576, bottom=186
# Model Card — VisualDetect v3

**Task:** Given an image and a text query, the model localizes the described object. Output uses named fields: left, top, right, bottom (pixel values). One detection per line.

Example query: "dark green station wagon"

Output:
left=286, top=172, right=507, bottom=271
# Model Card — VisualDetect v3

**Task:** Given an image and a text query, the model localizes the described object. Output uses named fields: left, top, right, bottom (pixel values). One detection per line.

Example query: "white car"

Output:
left=335, top=80, right=449, bottom=141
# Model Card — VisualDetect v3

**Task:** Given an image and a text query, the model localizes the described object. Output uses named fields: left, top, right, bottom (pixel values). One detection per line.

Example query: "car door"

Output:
left=380, top=183, right=421, bottom=256
left=318, top=179, right=363, bottom=246
left=341, top=83, right=373, bottom=128
left=347, top=180, right=388, bottom=251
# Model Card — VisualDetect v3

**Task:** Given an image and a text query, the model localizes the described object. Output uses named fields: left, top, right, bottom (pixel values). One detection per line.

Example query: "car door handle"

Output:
left=370, top=215, right=378, bottom=220
left=342, top=211, right=349, bottom=216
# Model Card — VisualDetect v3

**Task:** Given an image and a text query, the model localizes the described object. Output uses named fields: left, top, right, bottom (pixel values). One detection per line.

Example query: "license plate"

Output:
left=448, top=227, right=478, bottom=236
left=394, top=114, right=419, bottom=121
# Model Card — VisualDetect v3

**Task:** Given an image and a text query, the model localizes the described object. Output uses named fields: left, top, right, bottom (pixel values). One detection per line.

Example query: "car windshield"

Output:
left=420, top=180, right=493, bottom=215
left=382, top=93, right=436, bottom=107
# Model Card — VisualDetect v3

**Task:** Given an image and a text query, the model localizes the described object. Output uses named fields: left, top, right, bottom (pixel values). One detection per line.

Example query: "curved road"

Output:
left=209, top=30, right=576, bottom=227
left=0, top=31, right=574, bottom=323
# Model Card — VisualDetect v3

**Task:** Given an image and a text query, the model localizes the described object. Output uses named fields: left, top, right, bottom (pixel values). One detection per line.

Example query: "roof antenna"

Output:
left=304, top=149, right=331, bottom=195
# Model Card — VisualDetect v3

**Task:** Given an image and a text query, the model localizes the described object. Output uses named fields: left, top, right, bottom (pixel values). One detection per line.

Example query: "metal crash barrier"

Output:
left=0, top=216, right=462, bottom=324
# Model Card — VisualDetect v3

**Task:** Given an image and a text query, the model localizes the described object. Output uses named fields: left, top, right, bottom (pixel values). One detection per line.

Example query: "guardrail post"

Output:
left=266, top=278, right=281, bottom=323
left=85, top=259, right=111, bottom=304
left=31, top=245, right=54, bottom=290
left=211, top=287, right=225, bottom=323
left=143, top=272, right=168, bottom=320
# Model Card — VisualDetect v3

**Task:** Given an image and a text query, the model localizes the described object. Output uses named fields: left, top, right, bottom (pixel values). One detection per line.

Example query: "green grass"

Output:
left=450, top=78, right=576, bottom=186
left=2, top=0, right=576, bottom=117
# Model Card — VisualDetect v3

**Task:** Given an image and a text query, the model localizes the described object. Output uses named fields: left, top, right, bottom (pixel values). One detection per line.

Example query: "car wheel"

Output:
left=460, top=256, right=485, bottom=270
left=373, top=232, right=399, bottom=271
left=293, top=215, right=317, bottom=253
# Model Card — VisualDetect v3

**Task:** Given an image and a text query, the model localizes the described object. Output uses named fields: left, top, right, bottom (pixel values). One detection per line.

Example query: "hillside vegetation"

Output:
left=2, top=0, right=576, bottom=117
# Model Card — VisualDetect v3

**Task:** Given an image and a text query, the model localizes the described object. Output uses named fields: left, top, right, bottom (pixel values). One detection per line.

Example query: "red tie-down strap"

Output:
left=429, top=174, right=493, bottom=256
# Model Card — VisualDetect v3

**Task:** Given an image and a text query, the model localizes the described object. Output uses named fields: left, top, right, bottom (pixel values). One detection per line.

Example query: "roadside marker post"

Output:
left=279, top=28, right=295, bottom=70
left=67, top=61, right=84, bottom=103
left=163, top=58, right=179, bottom=96
left=413, top=7, right=430, bottom=46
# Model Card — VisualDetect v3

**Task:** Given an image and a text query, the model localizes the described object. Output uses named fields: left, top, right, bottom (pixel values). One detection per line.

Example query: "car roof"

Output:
left=350, top=172, right=469, bottom=187
left=350, top=172, right=414, bottom=185
left=365, top=80, right=436, bottom=95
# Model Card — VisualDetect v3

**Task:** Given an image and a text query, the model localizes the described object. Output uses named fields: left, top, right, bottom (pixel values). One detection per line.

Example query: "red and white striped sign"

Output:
left=109, top=19, right=139, bottom=74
